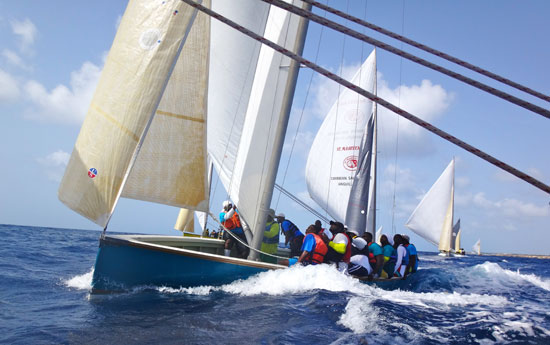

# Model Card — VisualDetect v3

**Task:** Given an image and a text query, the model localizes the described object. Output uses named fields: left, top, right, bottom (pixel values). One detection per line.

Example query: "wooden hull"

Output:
left=91, top=235, right=285, bottom=293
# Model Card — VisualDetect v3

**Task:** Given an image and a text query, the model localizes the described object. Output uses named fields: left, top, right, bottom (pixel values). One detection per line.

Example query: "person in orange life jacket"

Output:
left=346, top=229, right=373, bottom=277
left=297, top=224, right=328, bottom=265
left=393, top=234, right=409, bottom=277
left=260, top=209, right=280, bottom=264
left=402, top=234, right=418, bottom=275
left=323, top=221, right=352, bottom=272
left=362, top=232, right=384, bottom=278
left=219, top=201, right=249, bottom=259
left=276, top=213, right=304, bottom=258
left=380, top=234, right=396, bottom=279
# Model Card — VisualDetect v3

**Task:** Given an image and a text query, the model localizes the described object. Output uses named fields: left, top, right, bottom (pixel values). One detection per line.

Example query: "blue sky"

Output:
left=0, top=1, right=548, bottom=255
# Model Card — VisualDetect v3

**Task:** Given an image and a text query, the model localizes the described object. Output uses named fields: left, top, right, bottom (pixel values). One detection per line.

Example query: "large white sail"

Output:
left=208, top=0, right=305, bottom=234
left=306, top=50, right=377, bottom=224
left=122, top=0, right=210, bottom=212
left=405, top=159, right=455, bottom=252
left=58, top=1, right=204, bottom=227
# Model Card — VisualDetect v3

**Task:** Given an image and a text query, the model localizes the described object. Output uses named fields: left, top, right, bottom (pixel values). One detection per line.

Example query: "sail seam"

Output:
left=91, top=103, right=139, bottom=143
left=155, top=110, right=205, bottom=123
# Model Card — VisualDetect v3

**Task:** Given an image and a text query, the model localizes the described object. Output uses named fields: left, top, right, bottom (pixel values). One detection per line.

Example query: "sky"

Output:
left=0, top=1, right=549, bottom=255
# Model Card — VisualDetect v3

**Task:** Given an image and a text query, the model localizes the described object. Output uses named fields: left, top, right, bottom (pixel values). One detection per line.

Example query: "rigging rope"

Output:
left=391, top=1, right=406, bottom=235
left=261, top=0, right=550, bottom=120
left=180, top=0, right=550, bottom=195
left=274, top=183, right=331, bottom=224
left=301, top=0, right=550, bottom=104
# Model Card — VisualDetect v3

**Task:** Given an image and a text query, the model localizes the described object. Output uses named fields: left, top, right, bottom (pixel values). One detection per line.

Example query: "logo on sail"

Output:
left=343, top=156, right=358, bottom=171
left=88, top=168, right=97, bottom=179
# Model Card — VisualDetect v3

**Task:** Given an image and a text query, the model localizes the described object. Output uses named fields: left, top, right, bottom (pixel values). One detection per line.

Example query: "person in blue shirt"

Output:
left=276, top=213, right=305, bottom=257
left=297, top=225, right=328, bottom=265
left=380, top=234, right=396, bottom=278
left=402, top=234, right=418, bottom=274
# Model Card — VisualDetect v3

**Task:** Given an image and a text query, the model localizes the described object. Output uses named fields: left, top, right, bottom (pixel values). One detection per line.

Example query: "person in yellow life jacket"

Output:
left=260, top=209, right=280, bottom=264
left=219, top=200, right=249, bottom=259
left=297, top=225, right=328, bottom=265
left=323, top=221, right=351, bottom=272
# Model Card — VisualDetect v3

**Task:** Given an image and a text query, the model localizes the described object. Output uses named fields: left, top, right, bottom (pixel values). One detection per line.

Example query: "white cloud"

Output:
left=377, top=77, right=454, bottom=157
left=11, top=18, right=37, bottom=53
left=24, top=61, right=101, bottom=124
left=37, top=150, right=70, bottom=182
left=472, top=192, right=549, bottom=217
left=0, top=68, right=20, bottom=102
left=308, top=63, right=453, bottom=160
left=2, top=49, right=30, bottom=70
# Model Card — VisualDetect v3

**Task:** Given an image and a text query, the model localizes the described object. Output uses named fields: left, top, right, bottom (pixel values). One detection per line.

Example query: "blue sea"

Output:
left=1, top=224, right=549, bottom=344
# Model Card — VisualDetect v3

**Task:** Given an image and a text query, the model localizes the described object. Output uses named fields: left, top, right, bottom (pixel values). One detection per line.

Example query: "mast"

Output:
left=247, top=1, right=311, bottom=260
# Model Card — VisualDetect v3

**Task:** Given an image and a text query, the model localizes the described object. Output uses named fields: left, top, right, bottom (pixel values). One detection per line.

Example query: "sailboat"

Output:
left=58, top=0, right=312, bottom=293
left=451, top=219, right=466, bottom=256
left=305, top=49, right=377, bottom=236
left=473, top=239, right=482, bottom=255
left=405, top=159, right=455, bottom=256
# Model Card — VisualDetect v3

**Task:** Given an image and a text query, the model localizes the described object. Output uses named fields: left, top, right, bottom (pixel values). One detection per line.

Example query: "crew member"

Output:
left=364, top=232, right=384, bottom=278
left=276, top=213, right=305, bottom=257
left=260, top=209, right=280, bottom=264
left=297, top=225, right=328, bottom=265
left=402, top=234, right=418, bottom=275
left=380, top=234, right=396, bottom=278
left=393, top=234, right=409, bottom=277
left=219, top=201, right=249, bottom=259
left=324, top=221, right=352, bottom=272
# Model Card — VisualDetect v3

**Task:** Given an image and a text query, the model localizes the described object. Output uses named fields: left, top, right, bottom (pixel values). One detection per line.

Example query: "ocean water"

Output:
left=1, top=224, right=549, bottom=344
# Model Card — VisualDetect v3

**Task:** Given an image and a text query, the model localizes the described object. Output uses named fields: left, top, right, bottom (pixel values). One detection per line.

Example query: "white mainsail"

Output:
left=207, top=0, right=305, bottom=239
left=473, top=239, right=481, bottom=255
left=306, top=50, right=377, bottom=226
left=405, top=159, right=455, bottom=253
left=58, top=1, right=208, bottom=227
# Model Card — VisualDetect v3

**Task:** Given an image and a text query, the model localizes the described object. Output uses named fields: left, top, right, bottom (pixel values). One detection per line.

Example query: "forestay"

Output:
left=58, top=0, right=207, bottom=228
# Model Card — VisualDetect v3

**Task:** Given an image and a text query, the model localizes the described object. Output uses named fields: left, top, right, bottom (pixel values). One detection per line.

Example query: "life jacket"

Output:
left=307, top=233, right=328, bottom=264
left=262, top=221, right=280, bottom=245
left=367, top=242, right=377, bottom=264
left=222, top=211, right=241, bottom=230
left=342, top=233, right=352, bottom=263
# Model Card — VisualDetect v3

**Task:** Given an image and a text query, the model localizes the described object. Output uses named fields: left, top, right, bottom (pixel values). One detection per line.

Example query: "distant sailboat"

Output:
left=405, top=159, right=455, bottom=256
left=473, top=239, right=481, bottom=255
left=451, top=219, right=466, bottom=256
left=305, top=49, right=377, bottom=235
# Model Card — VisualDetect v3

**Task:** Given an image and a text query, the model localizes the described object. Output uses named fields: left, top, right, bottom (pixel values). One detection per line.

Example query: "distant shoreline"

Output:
left=483, top=253, right=550, bottom=260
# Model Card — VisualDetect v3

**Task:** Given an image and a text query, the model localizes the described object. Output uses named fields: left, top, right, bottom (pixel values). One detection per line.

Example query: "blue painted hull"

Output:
left=91, top=235, right=281, bottom=293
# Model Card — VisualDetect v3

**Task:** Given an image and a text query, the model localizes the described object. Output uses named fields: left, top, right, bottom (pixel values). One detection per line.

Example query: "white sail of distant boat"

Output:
left=405, top=159, right=455, bottom=255
left=306, top=50, right=377, bottom=235
left=473, top=239, right=481, bottom=255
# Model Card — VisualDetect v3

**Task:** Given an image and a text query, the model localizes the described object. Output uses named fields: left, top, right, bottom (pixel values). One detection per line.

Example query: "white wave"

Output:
left=470, top=261, right=550, bottom=291
left=64, top=268, right=93, bottom=290
left=159, top=264, right=376, bottom=296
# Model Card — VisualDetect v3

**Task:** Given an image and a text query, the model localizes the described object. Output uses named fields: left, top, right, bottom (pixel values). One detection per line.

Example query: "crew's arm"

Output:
left=297, top=250, right=310, bottom=263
